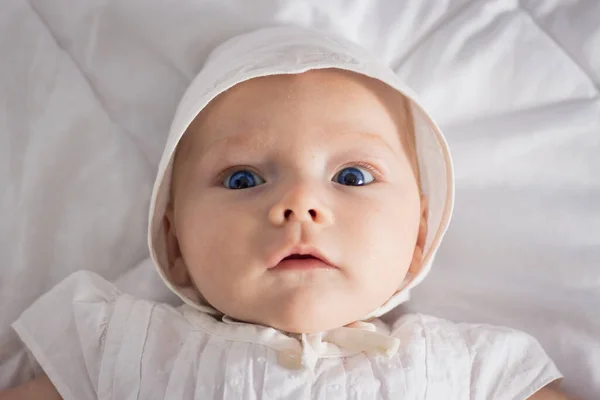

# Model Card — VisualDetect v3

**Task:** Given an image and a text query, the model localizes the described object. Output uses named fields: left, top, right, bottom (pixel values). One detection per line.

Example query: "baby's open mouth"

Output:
left=269, top=244, right=337, bottom=270
left=271, top=248, right=337, bottom=271
left=282, top=254, right=318, bottom=261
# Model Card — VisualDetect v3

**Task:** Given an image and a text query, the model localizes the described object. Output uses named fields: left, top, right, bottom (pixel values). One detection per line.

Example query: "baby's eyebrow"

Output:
left=199, top=133, right=270, bottom=158
left=193, top=134, right=263, bottom=170
left=346, top=131, right=398, bottom=155
left=196, top=129, right=399, bottom=168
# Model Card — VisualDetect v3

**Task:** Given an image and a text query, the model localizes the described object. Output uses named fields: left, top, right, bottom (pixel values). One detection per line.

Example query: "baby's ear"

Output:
left=409, top=194, right=428, bottom=276
left=163, top=207, right=191, bottom=286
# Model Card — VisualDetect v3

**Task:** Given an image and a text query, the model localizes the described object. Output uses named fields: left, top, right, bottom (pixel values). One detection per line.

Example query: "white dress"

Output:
left=12, top=271, right=561, bottom=400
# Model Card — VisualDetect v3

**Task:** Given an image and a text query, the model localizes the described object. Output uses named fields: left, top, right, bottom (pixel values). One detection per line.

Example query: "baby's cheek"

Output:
left=363, top=206, right=416, bottom=270
left=185, top=209, right=258, bottom=275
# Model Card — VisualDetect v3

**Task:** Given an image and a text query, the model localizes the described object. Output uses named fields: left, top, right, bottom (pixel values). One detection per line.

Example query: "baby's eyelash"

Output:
left=214, top=165, right=261, bottom=185
left=213, top=161, right=385, bottom=185
left=338, top=161, right=384, bottom=180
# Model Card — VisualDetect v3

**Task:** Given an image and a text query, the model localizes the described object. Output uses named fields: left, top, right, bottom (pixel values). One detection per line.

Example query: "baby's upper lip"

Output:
left=269, top=245, right=337, bottom=269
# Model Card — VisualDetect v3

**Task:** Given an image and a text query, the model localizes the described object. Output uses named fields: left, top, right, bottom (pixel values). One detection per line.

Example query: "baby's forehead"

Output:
left=171, top=69, right=419, bottom=183
left=185, top=69, right=411, bottom=147
left=204, top=69, right=408, bottom=117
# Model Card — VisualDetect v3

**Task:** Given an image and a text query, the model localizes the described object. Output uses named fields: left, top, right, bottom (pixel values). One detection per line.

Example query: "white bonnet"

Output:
left=148, top=25, right=454, bottom=320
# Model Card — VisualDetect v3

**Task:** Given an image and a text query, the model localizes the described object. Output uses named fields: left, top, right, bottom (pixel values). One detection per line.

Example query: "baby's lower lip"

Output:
left=272, top=258, right=336, bottom=271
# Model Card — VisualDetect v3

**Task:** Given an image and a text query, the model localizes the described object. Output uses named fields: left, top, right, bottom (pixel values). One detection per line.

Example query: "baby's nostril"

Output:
left=284, top=209, right=292, bottom=219
left=309, top=209, right=317, bottom=218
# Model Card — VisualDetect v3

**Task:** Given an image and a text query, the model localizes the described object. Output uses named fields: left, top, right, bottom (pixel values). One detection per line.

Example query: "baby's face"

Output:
left=166, top=69, right=426, bottom=333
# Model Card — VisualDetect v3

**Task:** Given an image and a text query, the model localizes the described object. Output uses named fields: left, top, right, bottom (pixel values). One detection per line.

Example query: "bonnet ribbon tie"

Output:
left=278, top=320, right=400, bottom=371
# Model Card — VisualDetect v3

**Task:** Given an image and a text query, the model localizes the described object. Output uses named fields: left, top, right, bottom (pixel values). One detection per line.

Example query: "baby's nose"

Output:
left=282, top=208, right=317, bottom=223
left=268, top=185, right=333, bottom=226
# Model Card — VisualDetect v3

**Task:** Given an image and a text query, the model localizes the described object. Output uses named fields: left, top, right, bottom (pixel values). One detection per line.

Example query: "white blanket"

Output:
left=1, top=1, right=598, bottom=398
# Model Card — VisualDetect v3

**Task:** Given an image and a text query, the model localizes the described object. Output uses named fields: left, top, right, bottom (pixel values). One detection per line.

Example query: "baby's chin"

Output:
left=221, top=289, right=380, bottom=334
left=246, top=311, right=359, bottom=334
left=195, top=268, right=402, bottom=333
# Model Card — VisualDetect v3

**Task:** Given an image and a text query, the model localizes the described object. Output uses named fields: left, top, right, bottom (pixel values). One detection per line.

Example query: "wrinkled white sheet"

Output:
left=1, top=0, right=598, bottom=398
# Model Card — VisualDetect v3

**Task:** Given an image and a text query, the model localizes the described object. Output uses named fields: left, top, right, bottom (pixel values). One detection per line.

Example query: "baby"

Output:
left=2, top=26, right=567, bottom=399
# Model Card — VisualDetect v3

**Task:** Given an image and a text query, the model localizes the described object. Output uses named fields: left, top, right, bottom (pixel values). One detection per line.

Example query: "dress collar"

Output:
left=181, top=306, right=400, bottom=371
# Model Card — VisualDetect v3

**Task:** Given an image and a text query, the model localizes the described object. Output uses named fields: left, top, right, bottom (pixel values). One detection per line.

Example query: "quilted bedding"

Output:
left=1, top=1, right=598, bottom=398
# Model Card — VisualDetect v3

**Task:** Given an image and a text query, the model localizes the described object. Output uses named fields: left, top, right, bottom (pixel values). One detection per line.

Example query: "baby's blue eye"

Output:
left=223, top=170, right=265, bottom=189
left=333, top=166, right=374, bottom=186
